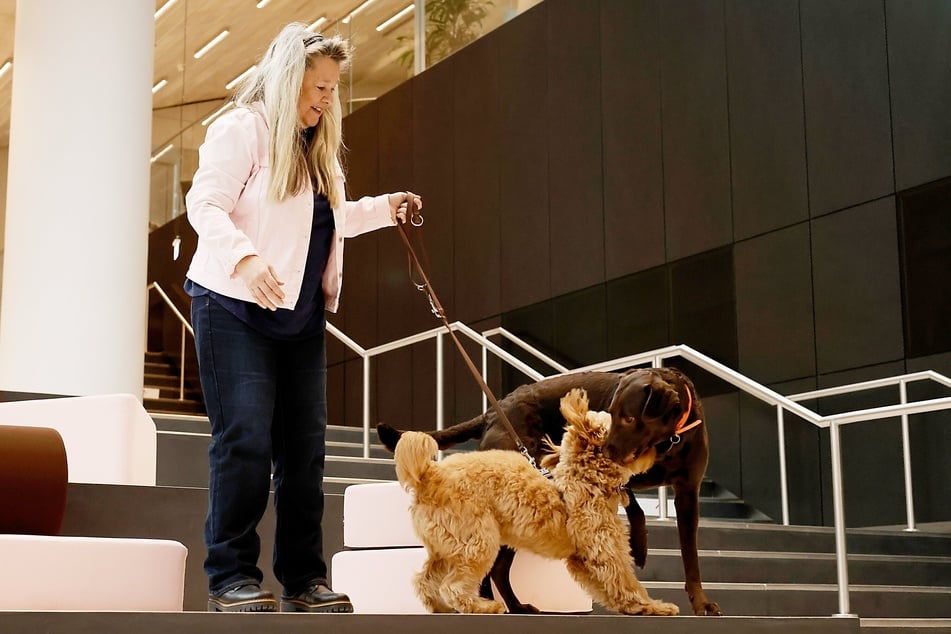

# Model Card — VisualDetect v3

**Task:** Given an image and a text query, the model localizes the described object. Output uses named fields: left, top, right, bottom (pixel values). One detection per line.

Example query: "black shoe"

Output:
left=208, top=583, right=278, bottom=612
left=281, top=582, right=354, bottom=613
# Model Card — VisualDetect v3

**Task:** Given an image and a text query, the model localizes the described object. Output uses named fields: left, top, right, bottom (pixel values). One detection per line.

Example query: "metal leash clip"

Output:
left=520, top=445, right=553, bottom=479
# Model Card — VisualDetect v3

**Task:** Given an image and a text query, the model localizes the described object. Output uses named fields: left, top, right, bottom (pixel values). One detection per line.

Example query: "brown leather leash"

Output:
left=395, top=196, right=549, bottom=476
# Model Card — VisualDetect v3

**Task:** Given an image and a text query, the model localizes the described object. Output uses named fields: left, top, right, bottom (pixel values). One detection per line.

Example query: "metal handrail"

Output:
left=146, top=282, right=194, bottom=401
left=323, top=322, right=951, bottom=618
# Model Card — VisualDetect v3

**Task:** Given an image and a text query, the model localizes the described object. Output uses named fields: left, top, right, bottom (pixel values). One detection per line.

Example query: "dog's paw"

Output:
left=694, top=600, right=722, bottom=616
left=646, top=599, right=680, bottom=616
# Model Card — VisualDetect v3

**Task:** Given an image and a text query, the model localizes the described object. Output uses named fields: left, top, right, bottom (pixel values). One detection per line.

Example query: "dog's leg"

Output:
left=485, top=546, right=540, bottom=614
left=623, top=483, right=649, bottom=568
left=673, top=483, right=722, bottom=616
left=440, top=563, right=506, bottom=613
left=414, top=557, right=455, bottom=613
left=565, top=553, right=679, bottom=616
left=436, top=531, right=506, bottom=614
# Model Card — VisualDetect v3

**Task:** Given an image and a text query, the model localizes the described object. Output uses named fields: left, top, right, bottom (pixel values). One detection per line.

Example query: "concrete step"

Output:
left=0, top=612, right=863, bottom=634
left=146, top=396, right=205, bottom=415
left=50, top=483, right=951, bottom=619
left=636, top=548, right=951, bottom=587
left=860, top=618, right=951, bottom=633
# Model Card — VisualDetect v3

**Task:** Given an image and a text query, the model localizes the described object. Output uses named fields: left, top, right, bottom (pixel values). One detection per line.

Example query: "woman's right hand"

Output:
left=235, top=255, right=285, bottom=311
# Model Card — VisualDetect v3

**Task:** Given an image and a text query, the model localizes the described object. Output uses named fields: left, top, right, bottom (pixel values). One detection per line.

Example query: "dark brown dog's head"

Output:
left=603, top=369, right=685, bottom=466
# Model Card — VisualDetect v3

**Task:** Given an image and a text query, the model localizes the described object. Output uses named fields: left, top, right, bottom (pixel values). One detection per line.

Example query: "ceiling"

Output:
left=0, top=0, right=530, bottom=150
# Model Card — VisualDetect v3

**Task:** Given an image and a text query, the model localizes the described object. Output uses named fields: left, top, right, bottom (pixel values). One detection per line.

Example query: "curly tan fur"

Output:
left=394, top=389, right=679, bottom=616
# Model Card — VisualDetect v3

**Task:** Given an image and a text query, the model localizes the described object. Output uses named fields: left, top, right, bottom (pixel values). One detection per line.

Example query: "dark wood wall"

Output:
left=330, top=0, right=951, bottom=528
left=148, top=0, right=951, bottom=528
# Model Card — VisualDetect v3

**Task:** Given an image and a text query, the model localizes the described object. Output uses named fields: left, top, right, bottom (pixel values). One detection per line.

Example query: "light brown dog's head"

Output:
left=603, top=369, right=684, bottom=467
left=549, top=388, right=656, bottom=480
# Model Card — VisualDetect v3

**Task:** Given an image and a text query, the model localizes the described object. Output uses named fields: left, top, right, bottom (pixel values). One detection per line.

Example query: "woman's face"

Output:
left=298, top=56, right=341, bottom=128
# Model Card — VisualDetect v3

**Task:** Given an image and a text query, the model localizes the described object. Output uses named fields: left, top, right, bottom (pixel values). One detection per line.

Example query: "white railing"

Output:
left=326, top=322, right=951, bottom=617
left=146, top=282, right=194, bottom=401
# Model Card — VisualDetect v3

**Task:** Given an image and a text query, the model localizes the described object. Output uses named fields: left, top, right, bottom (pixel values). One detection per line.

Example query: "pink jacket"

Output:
left=185, top=102, right=394, bottom=313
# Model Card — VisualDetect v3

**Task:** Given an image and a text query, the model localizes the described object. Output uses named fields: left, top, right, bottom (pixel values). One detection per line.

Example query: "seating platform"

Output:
left=0, top=406, right=186, bottom=613
left=0, top=534, right=187, bottom=611
left=0, top=393, right=157, bottom=485
left=332, top=481, right=593, bottom=614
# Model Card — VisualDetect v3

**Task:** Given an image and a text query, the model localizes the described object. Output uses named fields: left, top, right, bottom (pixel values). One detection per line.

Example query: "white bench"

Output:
left=0, top=394, right=157, bottom=485
left=0, top=535, right=187, bottom=611
left=0, top=414, right=186, bottom=612
left=332, top=481, right=592, bottom=614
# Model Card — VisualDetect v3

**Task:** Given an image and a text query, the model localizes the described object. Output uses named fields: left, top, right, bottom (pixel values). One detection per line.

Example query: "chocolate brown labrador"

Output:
left=376, top=367, right=722, bottom=617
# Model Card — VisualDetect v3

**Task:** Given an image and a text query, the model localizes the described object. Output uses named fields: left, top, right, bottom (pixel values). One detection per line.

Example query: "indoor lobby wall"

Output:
left=331, top=0, right=951, bottom=529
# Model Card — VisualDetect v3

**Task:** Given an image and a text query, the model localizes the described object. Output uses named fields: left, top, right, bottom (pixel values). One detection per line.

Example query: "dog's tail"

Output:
left=377, top=414, right=488, bottom=453
left=393, top=431, right=439, bottom=492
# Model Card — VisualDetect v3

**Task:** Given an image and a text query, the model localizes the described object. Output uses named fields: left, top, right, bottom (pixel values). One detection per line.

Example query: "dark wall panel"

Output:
left=816, top=361, right=906, bottom=527
left=660, top=0, right=733, bottom=260
left=898, top=177, right=951, bottom=358
left=411, top=60, right=458, bottom=429
left=605, top=266, right=669, bottom=360
left=376, top=81, right=416, bottom=343
left=738, top=393, right=783, bottom=522
left=735, top=223, right=816, bottom=384
left=497, top=3, right=551, bottom=312
left=339, top=101, right=380, bottom=347
left=886, top=0, right=951, bottom=190
left=554, top=285, right=607, bottom=367
left=700, top=392, right=742, bottom=504
left=669, top=246, right=738, bottom=370
left=338, top=103, right=381, bottom=428
left=601, top=0, right=665, bottom=278
left=771, top=376, right=823, bottom=527
left=452, top=37, right=500, bottom=322
left=801, top=0, right=893, bottom=216
left=501, top=301, right=557, bottom=391
left=547, top=0, right=605, bottom=296
left=811, top=198, right=904, bottom=374
left=725, top=0, right=808, bottom=240
left=412, top=58, right=456, bottom=322
left=906, top=351, right=951, bottom=524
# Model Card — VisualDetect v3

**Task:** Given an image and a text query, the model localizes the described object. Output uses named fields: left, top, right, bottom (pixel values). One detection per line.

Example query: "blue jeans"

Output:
left=191, top=296, right=329, bottom=596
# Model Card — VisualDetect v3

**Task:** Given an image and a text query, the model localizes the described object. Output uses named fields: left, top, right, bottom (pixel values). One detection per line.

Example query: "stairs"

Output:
left=4, top=411, right=945, bottom=631
left=143, top=351, right=205, bottom=416
left=148, top=414, right=951, bottom=619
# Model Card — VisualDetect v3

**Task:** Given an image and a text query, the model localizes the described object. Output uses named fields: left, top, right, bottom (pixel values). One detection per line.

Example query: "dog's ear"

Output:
left=640, top=378, right=679, bottom=423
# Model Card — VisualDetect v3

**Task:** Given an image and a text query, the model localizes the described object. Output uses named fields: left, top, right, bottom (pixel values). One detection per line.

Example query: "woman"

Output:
left=185, top=23, right=420, bottom=613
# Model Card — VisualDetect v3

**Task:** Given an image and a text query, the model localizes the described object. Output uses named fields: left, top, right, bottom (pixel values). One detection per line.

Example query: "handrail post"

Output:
left=481, top=338, right=488, bottom=414
left=829, top=420, right=855, bottom=617
left=436, top=332, right=445, bottom=461
left=362, top=355, right=371, bottom=459
left=777, top=405, right=790, bottom=525
left=179, top=322, right=186, bottom=401
left=899, top=379, right=917, bottom=532
left=652, top=355, right=670, bottom=521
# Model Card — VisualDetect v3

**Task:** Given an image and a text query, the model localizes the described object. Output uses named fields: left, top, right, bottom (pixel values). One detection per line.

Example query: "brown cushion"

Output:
left=0, top=425, right=68, bottom=535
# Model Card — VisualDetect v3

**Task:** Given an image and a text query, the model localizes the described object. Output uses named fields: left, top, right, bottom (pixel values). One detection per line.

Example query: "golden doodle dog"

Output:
left=394, top=388, right=680, bottom=616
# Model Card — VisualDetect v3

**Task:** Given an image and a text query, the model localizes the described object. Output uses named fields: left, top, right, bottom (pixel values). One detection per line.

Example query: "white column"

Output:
left=0, top=0, right=154, bottom=398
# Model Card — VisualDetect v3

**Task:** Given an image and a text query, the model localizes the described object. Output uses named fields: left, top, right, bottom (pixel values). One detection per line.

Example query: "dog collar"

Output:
left=654, top=389, right=703, bottom=452
left=673, top=388, right=703, bottom=436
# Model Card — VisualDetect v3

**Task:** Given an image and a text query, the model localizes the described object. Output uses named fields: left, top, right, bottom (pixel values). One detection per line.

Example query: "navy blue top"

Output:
left=186, top=191, right=336, bottom=340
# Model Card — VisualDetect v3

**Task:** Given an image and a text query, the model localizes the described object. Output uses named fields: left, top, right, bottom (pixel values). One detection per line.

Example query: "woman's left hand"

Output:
left=388, top=191, right=422, bottom=224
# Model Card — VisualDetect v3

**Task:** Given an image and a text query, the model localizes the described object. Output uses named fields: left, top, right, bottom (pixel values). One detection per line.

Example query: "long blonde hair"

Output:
left=233, top=23, right=351, bottom=207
